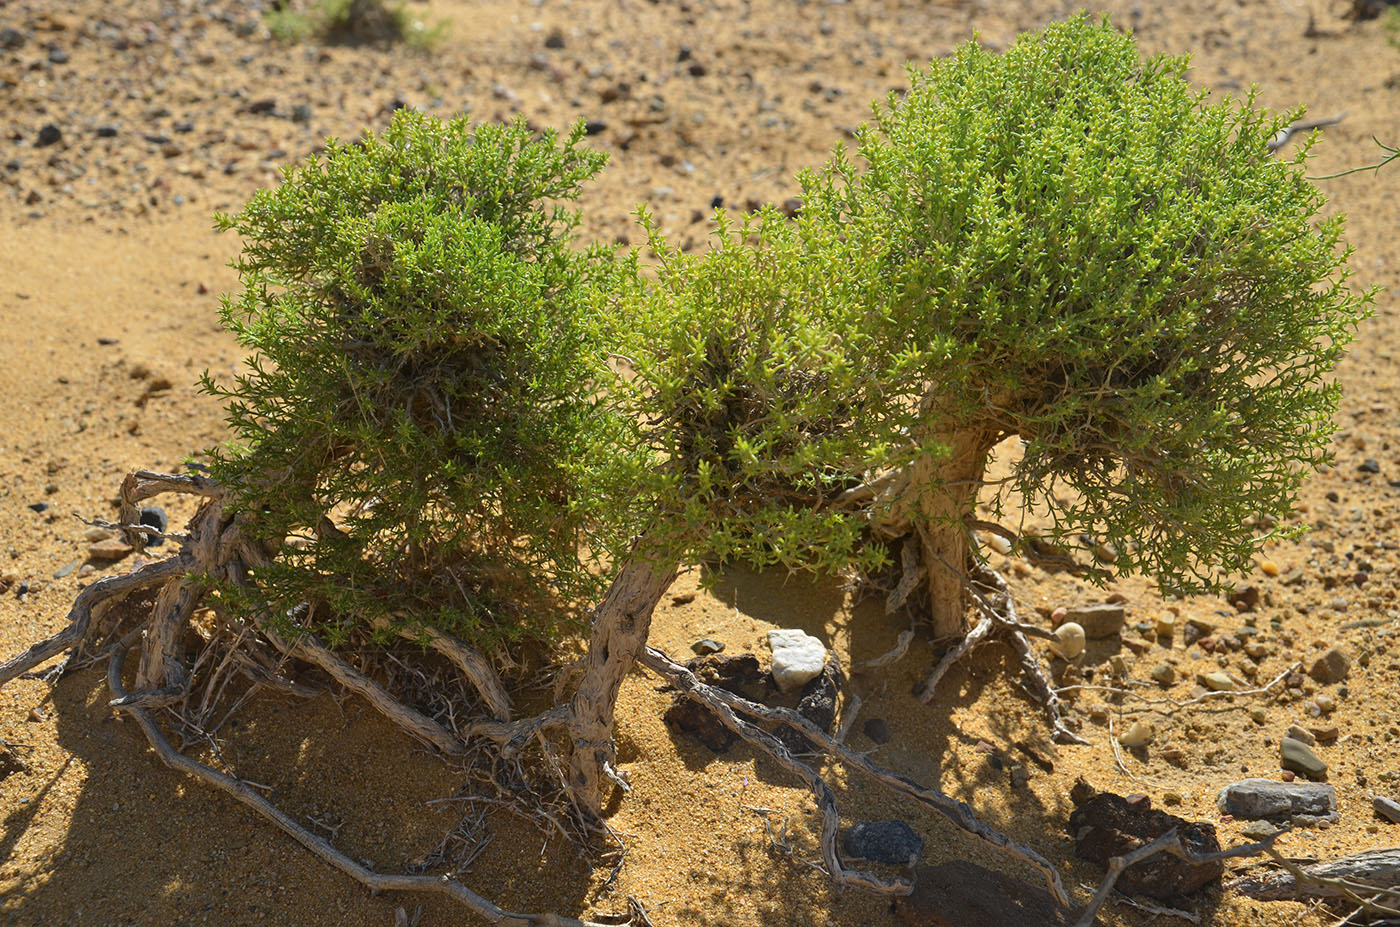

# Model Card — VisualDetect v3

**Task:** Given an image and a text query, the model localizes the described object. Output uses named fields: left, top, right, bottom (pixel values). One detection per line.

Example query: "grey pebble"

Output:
left=1218, top=778, right=1338, bottom=824
left=1280, top=737, right=1329, bottom=780
left=1375, top=796, right=1400, bottom=825
left=690, top=638, right=724, bottom=655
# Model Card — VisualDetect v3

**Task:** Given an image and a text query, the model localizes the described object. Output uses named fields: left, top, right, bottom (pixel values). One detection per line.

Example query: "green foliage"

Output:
left=792, top=14, right=1372, bottom=592
left=206, top=112, right=637, bottom=648
left=627, top=15, right=1370, bottom=594
left=612, top=206, right=905, bottom=575
left=265, top=0, right=448, bottom=48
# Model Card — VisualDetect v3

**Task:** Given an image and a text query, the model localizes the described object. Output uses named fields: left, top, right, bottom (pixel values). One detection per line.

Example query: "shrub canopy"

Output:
left=207, top=114, right=637, bottom=647
left=625, top=15, right=1370, bottom=593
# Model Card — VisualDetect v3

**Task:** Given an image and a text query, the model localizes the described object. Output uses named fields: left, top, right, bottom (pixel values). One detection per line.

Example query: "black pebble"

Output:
left=36, top=124, right=62, bottom=147
left=1359, top=459, right=1380, bottom=474
left=139, top=506, right=168, bottom=546
left=96, top=124, right=119, bottom=138
left=0, top=27, right=25, bottom=49
left=290, top=104, right=311, bottom=124
left=710, top=195, right=724, bottom=209
left=543, top=29, right=565, bottom=49
left=584, top=120, right=607, bottom=135
left=47, top=48, right=69, bottom=64
left=27, top=502, right=49, bottom=513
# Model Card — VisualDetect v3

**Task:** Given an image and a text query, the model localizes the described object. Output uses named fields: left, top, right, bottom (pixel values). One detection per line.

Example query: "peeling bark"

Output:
left=882, top=429, right=997, bottom=639
left=566, top=556, right=678, bottom=817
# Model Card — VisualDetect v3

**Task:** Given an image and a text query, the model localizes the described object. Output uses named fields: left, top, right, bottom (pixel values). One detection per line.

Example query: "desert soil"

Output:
left=2, top=0, right=1399, bottom=924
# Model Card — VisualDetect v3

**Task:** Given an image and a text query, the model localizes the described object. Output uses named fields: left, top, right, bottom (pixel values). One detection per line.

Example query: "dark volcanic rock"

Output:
left=775, top=660, right=842, bottom=754
left=1069, top=782, right=1224, bottom=899
left=842, top=819, right=923, bottom=865
left=663, top=653, right=842, bottom=756
left=895, top=860, right=1092, bottom=927
left=662, top=653, right=770, bottom=754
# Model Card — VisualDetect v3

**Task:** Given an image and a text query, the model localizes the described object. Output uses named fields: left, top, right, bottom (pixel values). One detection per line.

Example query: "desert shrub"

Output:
left=265, top=0, right=447, bottom=48
left=625, top=15, right=1371, bottom=632
left=205, top=113, right=638, bottom=648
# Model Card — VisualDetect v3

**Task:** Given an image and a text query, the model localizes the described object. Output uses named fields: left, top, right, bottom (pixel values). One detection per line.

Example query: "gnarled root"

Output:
left=105, top=639, right=626, bottom=927
left=639, top=645, right=1071, bottom=907
left=0, top=469, right=633, bottom=925
left=917, top=562, right=1089, bottom=746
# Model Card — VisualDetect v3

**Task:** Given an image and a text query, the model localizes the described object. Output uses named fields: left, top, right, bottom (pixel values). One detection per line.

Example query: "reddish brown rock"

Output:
left=86, top=538, right=132, bottom=560
left=1069, top=782, right=1224, bottom=900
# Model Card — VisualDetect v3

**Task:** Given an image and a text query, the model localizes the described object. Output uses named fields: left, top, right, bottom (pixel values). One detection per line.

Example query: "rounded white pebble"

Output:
left=1118, top=720, right=1154, bottom=748
left=1049, top=621, right=1086, bottom=660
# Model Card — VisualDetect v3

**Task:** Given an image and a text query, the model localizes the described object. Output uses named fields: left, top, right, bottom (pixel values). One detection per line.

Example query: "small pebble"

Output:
left=1150, top=663, right=1176, bottom=686
left=87, top=538, right=132, bottom=561
left=1118, top=720, right=1154, bottom=748
left=1049, top=622, right=1085, bottom=660
left=691, top=638, right=725, bottom=655
left=1202, top=672, right=1238, bottom=692
left=1259, top=559, right=1280, bottom=577
left=1280, top=737, right=1328, bottom=780
left=1285, top=723, right=1316, bottom=745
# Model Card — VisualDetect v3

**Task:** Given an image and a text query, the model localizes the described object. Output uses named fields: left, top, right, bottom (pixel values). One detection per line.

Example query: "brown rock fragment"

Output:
left=87, top=537, right=132, bottom=560
left=1069, top=783, right=1224, bottom=899
left=1307, top=647, right=1351, bottom=685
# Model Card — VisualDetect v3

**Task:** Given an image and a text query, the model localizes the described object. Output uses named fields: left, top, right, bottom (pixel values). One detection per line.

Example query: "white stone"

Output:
left=767, top=629, right=827, bottom=692
left=1049, top=622, right=1086, bottom=660
left=1118, top=720, right=1154, bottom=748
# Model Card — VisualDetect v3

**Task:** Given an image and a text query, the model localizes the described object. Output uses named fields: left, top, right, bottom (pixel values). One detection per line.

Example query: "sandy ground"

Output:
left=2, top=0, right=1400, bottom=924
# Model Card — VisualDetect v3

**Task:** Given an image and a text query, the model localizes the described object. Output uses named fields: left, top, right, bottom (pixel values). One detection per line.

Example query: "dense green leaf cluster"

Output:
left=628, top=15, right=1370, bottom=592
left=613, top=206, right=907, bottom=574
left=207, top=115, right=638, bottom=647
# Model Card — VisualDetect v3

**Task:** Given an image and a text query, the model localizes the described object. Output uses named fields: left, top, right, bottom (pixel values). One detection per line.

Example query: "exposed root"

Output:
left=397, top=624, right=513, bottom=721
left=105, top=639, right=628, bottom=927
left=259, top=616, right=469, bottom=756
left=917, top=562, right=1089, bottom=745
left=0, top=469, right=634, bottom=923
left=1228, top=848, right=1400, bottom=913
left=0, top=556, right=185, bottom=687
left=639, top=645, right=1071, bottom=907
